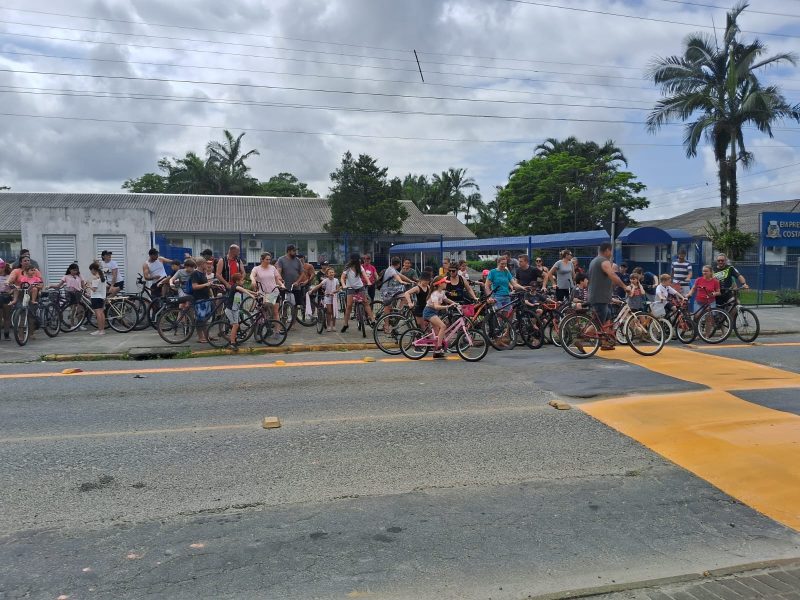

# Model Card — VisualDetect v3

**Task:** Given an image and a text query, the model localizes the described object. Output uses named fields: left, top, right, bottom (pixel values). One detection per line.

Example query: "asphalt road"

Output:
left=1, top=338, right=799, bottom=599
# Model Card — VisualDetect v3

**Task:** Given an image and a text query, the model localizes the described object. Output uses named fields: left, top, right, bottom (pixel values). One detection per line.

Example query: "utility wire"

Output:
left=647, top=178, right=800, bottom=209
left=653, top=0, right=800, bottom=18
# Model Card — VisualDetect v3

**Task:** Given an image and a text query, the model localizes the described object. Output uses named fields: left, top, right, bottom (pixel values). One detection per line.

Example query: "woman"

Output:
left=400, top=258, right=419, bottom=284
left=87, top=262, right=106, bottom=336
left=403, top=272, right=432, bottom=330
left=444, top=263, right=477, bottom=305
left=546, top=249, right=575, bottom=301
left=339, top=254, right=374, bottom=333
left=250, top=252, right=284, bottom=320
left=0, top=259, right=11, bottom=340
left=381, top=257, right=415, bottom=306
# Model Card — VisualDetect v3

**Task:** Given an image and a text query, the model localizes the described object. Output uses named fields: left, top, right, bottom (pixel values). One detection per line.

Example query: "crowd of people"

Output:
left=0, top=242, right=750, bottom=353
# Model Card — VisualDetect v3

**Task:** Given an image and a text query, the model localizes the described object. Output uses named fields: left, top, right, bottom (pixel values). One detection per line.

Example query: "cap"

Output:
left=320, top=260, right=330, bottom=266
left=482, top=269, right=490, bottom=277
left=434, top=277, right=449, bottom=286
left=101, top=250, right=112, bottom=257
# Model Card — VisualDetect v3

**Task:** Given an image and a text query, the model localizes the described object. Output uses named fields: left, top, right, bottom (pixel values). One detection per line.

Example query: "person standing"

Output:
left=0, top=259, right=11, bottom=339
left=100, top=250, right=123, bottom=294
left=515, top=254, right=543, bottom=289
left=671, top=249, right=693, bottom=297
left=361, top=253, right=378, bottom=302
left=547, top=249, right=575, bottom=301
left=587, top=242, right=628, bottom=350
left=276, top=244, right=304, bottom=306
left=400, top=258, right=419, bottom=283
left=613, top=263, right=630, bottom=298
left=688, top=265, right=721, bottom=308
left=188, top=258, right=214, bottom=343
left=250, top=252, right=284, bottom=320
left=143, top=248, right=169, bottom=298
left=215, top=244, right=245, bottom=290
left=87, top=262, right=106, bottom=336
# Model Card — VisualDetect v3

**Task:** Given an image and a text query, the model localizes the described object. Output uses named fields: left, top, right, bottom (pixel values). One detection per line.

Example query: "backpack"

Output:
left=183, top=273, right=194, bottom=296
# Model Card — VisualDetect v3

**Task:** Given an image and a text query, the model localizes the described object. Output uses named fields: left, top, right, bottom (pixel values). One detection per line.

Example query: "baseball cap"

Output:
left=434, top=277, right=448, bottom=286
left=482, top=269, right=490, bottom=277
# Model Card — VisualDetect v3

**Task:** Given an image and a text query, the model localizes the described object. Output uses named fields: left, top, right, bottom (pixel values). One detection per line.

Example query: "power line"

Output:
left=653, top=0, right=800, bottom=18
left=499, top=0, right=800, bottom=39
left=0, top=50, right=660, bottom=105
left=648, top=177, right=800, bottom=209
left=1, top=111, right=798, bottom=149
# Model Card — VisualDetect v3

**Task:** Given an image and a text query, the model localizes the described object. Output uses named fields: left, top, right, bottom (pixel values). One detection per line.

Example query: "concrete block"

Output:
left=261, top=417, right=281, bottom=429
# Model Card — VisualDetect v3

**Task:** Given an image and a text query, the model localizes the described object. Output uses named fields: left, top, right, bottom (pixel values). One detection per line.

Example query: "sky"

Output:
left=0, top=0, right=798, bottom=223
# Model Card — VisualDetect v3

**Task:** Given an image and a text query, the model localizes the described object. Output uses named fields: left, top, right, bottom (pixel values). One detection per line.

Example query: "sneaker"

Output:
left=78, top=326, right=88, bottom=331
left=89, top=330, right=105, bottom=336
left=432, top=351, right=445, bottom=359
left=600, top=344, right=615, bottom=351
left=340, top=325, right=349, bottom=333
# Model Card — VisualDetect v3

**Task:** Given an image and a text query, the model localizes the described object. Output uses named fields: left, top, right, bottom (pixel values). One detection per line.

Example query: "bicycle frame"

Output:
left=413, top=313, right=471, bottom=348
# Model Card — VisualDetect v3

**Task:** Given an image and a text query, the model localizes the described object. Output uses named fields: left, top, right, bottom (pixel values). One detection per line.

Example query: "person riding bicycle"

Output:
left=339, top=254, right=375, bottom=333
left=380, top=256, right=416, bottom=308
left=443, top=262, right=477, bottom=305
left=652, top=273, right=685, bottom=318
left=425, top=277, right=456, bottom=359
left=143, top=248, right=171, bottom=299
left=223, top=272, right=256, bottom=350
left=16, top=264, right=43, bottom=307
left=570, top=273, right=589, bottom=311
left=712, top=253, right=748, bottom=308
left=250, top=252, right=284, bottom=321
left=404, top=271, right=432, bottom=330
left=100, top=250, right=123, bottom=295
left=587, top=242, right=628, bottom=351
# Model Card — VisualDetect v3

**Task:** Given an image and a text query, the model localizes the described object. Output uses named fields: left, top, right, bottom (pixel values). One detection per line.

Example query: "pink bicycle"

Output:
left=399, top=304, right=490, bottom=362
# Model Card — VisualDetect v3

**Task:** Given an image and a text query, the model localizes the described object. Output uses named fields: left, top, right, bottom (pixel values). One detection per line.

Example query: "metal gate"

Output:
left=94, top=235, right=127, bottom=283
left=43, top=235, right=77, bottom=285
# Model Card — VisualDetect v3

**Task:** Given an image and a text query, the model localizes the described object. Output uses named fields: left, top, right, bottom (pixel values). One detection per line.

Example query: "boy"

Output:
left=570, top=273, right=589, bottom=310
left=652, top=273, right=685, bottom=318
left=224, top=272, right=256, bottom=349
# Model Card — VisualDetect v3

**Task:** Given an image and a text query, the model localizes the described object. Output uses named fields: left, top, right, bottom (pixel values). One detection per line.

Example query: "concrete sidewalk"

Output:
left=0, top=305, right=798, bottom=364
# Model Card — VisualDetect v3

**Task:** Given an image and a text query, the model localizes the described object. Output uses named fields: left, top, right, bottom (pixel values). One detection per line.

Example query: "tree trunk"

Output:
left=728, top=140, right=739, bottom=233
left=718, top=159, right=729, bottom=230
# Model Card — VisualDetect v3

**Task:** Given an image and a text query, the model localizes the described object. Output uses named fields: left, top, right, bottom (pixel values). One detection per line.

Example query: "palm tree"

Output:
left=462, top=192, right=484, bottom=223
left=646, top=1, right=800, bottom=231
left=430, top=168, right=479, bottom=217
left=206, top=130, right=260, bottom=176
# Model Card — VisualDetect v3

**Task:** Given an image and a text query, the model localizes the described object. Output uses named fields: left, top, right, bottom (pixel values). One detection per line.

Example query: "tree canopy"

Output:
left=258, top=173, right=318, bottom=197
left=400, top=168, right=481, bottom=218
left=325, top=151, right=408, bottom=241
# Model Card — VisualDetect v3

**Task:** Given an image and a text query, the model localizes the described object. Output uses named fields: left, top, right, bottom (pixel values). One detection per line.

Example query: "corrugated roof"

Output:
left=0, top=193, right=474, bottom=238
left=423, top=214, right=476, bottom=238
left=641, top=199, right=800, bottom=237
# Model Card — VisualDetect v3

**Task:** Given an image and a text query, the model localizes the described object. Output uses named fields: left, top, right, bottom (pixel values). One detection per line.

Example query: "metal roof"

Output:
left=391, top=230, right=609, bottom=253
left=0, top=193, right=474, bottom=238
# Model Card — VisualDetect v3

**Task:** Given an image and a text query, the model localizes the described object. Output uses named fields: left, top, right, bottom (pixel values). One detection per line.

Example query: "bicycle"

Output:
left=691, top=303, right=732, bottom=344
left=560, top=303, right=665, bottom=359
left=660, top=299, right=697, bottom=344
left=54, top=288, right=137, bottom=334
left=372, top=291, right=414, bottom=354
left=10, top=284, right=61, bottom=345
left=207, top=294, right=287, bottom=348
left=341, top=287, right=370, bottom=338
left=156, top=292, right=225, bottom=344
left=719, top=289, right=760, bottom=343
left=399, top=305, right=489, bottom=362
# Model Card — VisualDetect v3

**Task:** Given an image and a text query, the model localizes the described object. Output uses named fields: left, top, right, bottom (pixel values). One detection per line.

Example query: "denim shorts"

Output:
left=422, top=307, right=439, bottom=320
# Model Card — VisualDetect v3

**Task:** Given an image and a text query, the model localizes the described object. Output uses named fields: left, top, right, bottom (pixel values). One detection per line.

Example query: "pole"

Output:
left=758, top=213, right=765, bottom=304
left=527, top=236, right=532, bottom=259
left=610, top=206, right=617, bottom=245
left=439, top=235, right=444, bottom=270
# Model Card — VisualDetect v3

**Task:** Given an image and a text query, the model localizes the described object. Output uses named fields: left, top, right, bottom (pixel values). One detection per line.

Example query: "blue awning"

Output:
left=391, top=230, right=609, bottom=254
left=617, top=226, right=694, bottom=244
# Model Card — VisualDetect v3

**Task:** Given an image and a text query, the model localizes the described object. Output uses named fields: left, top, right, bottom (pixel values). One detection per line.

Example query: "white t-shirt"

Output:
left=102, top=259, right=119, bottom=282
left=251, top=264, right=280, bottom=294
left=322, top=278, right=339, bottom=295
left=146, top=259, right=166, bottom=286
left=427, top=290, right=447, bottom=308
left=344, top=267, right=366, bottom=289
left=89, top=276, right=107, bottom=299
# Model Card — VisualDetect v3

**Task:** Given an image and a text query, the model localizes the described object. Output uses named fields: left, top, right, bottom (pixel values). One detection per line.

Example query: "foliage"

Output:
left=704, top=220, right=756, bottom=260
left=400, top=168, right=481, bottom=218
left=467, top=197, right=506, bottom=238
left=646, top=1, right=800, bottom=231
left=325, top=151, right=408, bottom=241
left=497, top=144, right=647, bottom=235
left=0, top=185, right=10, bottom=191
left=467, top=259, right=500, bottom=272
left=776, top=289, right=800, bottom=306
left=258, top=172, right=318, bottom=197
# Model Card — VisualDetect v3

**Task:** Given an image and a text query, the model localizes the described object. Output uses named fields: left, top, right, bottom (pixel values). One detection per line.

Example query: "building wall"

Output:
left=21, top=206, right=154, bottom=284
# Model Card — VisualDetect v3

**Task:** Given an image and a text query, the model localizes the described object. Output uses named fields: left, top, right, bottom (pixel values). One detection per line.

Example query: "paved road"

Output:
left=1, top=340, right=799, bottom=599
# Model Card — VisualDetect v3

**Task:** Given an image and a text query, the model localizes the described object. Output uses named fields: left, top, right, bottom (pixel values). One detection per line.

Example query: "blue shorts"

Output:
left=422, top=307, right=439, bottom=320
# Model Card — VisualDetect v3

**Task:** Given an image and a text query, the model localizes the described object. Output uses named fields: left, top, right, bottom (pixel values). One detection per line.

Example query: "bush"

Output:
left=776, top=289, right=800, bottom=306
left=467, top=260, right=498, bottom=272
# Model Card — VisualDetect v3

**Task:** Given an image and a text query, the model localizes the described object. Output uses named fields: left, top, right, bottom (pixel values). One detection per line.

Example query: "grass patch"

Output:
left=739, top=290, right=778, bottom=305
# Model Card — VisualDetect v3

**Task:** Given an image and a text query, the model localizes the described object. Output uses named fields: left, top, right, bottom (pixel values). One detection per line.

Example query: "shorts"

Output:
left=346, top=287, right=365, bottom=296
left=717, top=290, right=733, bottom=306
left=224, top=308, right=241, bottom=324
left=556, top=288, right=571, bottom=301
left=422, top=307, right=439, bottom=320
left=592, top=302, right=610, bottom=323
left=323, top=296, right=334, bottom=306
left=90, top=298, right=105, bottom=310
left=149, top=284, right=163, bottom=299
left=113, top=280, right=125, bottom=291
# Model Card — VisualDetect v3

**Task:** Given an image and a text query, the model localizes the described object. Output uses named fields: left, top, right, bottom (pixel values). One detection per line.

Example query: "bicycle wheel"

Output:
left=260, top=319, right=287, bottom=346
left=316, top=306, right=326, bottom=334
left=483, top=311, right=515, bottom=350
left=373, top=313, right=412, bottom=355
left=106, top=298, right=137, bottom=333
left=156, top=307, right=195, bottom=344
left=206, top=318, right=233, bottom=348
left=549, top=316, right=563, bottom=347
left=658, top=318, right=674, bottom=344
left=42, top=303, right=61, bottom=337
left=240, top=294, right=256, bottom=314
left=12, top=308, right=30, bottom=346
left=625, top=314, right=666, bottom=356
left=697, top=309, right=732, bottom=344
left=280, top=300, right=295, bottom=332
left=295, top=303, right=317, bottom=327
left=615, top=316, right=630, bottom=345
left=355, top=303, right=367, bottom=338
left=456, top=329, right=489, bottom=362
left=399, top=328, right=429, bottom=360
left=59, top=302, right=88, bottom=332
left=733, top=307, right=760, bottom=343
left=518, top=313, right=544, bottom=349
left=674, top=312, right=697, bottom=344
left=127, top=296, right=150, bottom=330
left=560, top=314, right=600, bottom=358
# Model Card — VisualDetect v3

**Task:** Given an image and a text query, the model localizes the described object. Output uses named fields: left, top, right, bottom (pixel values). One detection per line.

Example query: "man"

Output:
left=276, top=244, right=304, bottom=306
left=671, top=249, right=693, bottom=297
left=713, top=253, right=748, bottom=307
left=361, top=254, right=378, bottom=301
left=613, top=263, right=630, bottom=299
left=587, top=242, right=628, bottom=351
left=100, top=250, right=123, bottom=295
left=514, top=254, right=543, bottom=288
left=215, top=244, right=246, bottom=290
left=142, top=248, right=170, bottom=298
left=12, top=249, right=39, bottom=271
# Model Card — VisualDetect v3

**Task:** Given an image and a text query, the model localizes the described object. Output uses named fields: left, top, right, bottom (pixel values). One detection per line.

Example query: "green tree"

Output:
left=258, top=173, right=318, bottom=197
left=498, top=151, right=647, bottom=235
left=325, top=152, right=408, bottom=248
left=206, top=130, right=259, bottom=177
left=429, top=168, right=479, bottom=216
left=122, top=172, right=167, bottom=193
left=400, top=174, right=433, bottom=212
left=468, top=194, right=505, bottom=238
left=646, top=1, right=800, bottom=232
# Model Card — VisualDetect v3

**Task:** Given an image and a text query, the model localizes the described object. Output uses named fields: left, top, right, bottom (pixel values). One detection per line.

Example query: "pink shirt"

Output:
left=362, top=264, right=377, bottom=286
left=61, top=274, right=84, bottom=291
left=251, top=264, right=280, bottom=294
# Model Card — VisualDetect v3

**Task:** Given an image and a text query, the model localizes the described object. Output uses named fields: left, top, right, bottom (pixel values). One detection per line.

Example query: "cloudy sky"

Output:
left=0, top=0, right=798, bottom=222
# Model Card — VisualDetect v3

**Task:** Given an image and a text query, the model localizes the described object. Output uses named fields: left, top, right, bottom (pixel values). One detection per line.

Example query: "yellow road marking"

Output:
left=694, top=341, right=800, bottom=350
left=586, top=345, right=800, bottom=531
left=0, top=355, right=458, bottom=381
left=599, top=345, right=800, bottom=391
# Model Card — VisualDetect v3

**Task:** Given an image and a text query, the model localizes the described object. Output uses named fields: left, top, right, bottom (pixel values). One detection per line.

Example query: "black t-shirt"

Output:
left=516, top=266, right=542, bottom=287
left=191, top=270, right=210, bottom=300
left=713, top=264, right=742, bottom=290
left=445, top=277, right=469, bottom=303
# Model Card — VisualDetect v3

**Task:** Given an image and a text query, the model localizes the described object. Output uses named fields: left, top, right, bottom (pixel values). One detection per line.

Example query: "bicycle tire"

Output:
left=483, top=311, right=515, bottom=350
left=42, top=303, right=61, bottom=337
left=127, top=296, right=150, bottom=330
left=733, top=307, right=760, bottom=343
left=615, top=315, right=630, bottom=345
left=206, top=318, right=233, bottom=348
left=697, top=308, right=732, bottom=344
left=399, top=328, right=429, bottom=360
left=560, top=313, right=600, bottom=358
left=674, top=312, right=697, bottom=344
left=355, top=303, right=367, bottom=338
left=59, top=302, right=87, bottom=332
left=156, top=307, right=195, bottom=344
left=233, top=310, right=257, bottom=344
left=295, top=303, right=318, bottom=327
left=658, top=318, right=674, bottom=344
left=106, top=298, right=137, bottom=333
left=456, top=329, right=489, bottom=362
left=12, top=308, right=29, bottom=346
left=626, top=314, right=666, bottom=356
left=280, top=300, right=295, bottom=332
left=519, top=313, right=544, bottom=349
left=549, top=316, right=563, bottom=347
left=260, top=319, right=287, bottom=346
left=316, top=306, right=326, bottom=334
left=373, top=313, right=412, bottom=355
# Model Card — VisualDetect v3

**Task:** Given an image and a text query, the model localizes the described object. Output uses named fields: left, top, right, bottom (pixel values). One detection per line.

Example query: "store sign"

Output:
left=761, top=212, right=800, bottom=247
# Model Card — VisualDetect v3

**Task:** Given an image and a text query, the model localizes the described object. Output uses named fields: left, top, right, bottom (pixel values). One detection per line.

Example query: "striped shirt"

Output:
left=671, top=260, right=692, bottom=286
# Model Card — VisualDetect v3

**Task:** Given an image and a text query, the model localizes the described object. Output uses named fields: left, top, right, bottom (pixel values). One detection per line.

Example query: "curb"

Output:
left=41, top=342, right=378, bottom=362
left=528, top=557, right=800, bottom=599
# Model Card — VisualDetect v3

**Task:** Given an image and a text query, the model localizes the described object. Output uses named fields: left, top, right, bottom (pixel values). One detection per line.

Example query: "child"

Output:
left=570, top=273, right=589, bottom=310
left=404, top=272, right=432, bottom=330
left=424, top=277, right=456, bottom=358
left=51, top=263, right=85, bottom=315
left=626, top=272, right=646, bottom=312
left=457, top=260, right=470, bottom=282
left=17, top=264, right=44, bottom=306
left=87, top=262, right=106, bottom=336
left=652, top=273, right=685, bottom=318
left=320, top=268, right=340, bottom=331
left=224, top=272, right=256, bottom=349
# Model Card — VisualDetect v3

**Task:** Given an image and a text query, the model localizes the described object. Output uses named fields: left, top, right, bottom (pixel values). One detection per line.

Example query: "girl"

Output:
left=87, top=262, right=106, bottom=336
left=457, top=260, right=470, bottom=282
left=688, top=265, right=720, bottom=308
left=403, top=271, right=432, bottom=330
left=425, top=277, right=456, bottom=358
left=224, top=272, right=256, bottom=349
left=339, top=254, right=374, bottom=333
left=626, top=272, right=646, bottom=312
left=310, top=267, right=340, bottom=331
left=0, top=259, right=11, bottom=340
left=51, top=263, right=85, bottom=304
left=546, top=249, right=575, bottom=300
